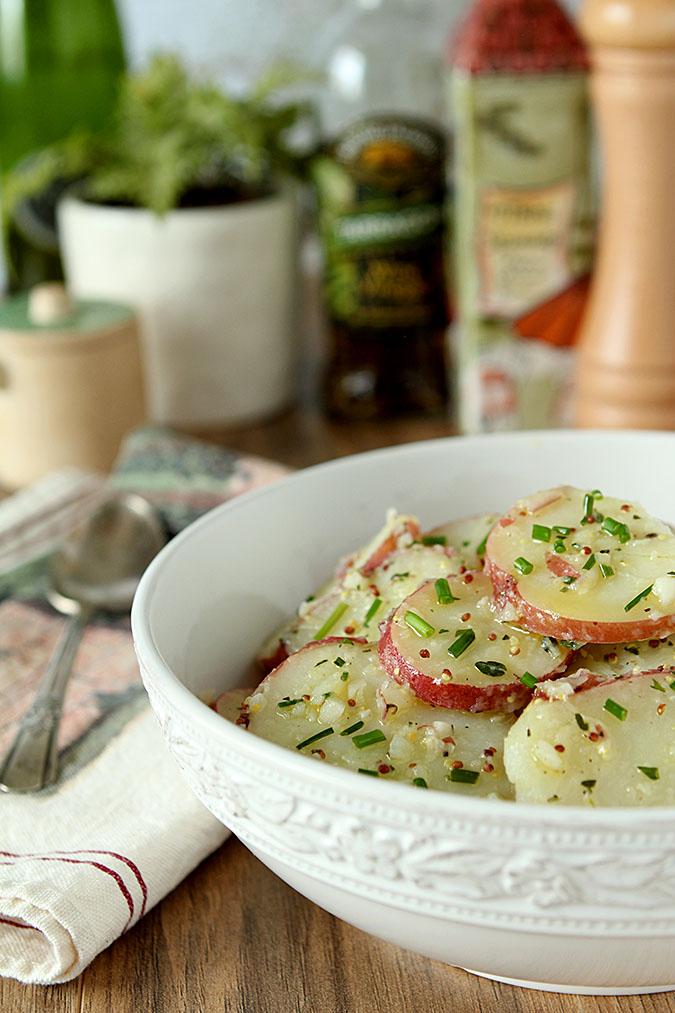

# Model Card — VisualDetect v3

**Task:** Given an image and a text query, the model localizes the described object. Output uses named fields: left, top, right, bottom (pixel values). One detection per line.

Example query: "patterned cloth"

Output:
left=0, top=426, right=290, bottom=984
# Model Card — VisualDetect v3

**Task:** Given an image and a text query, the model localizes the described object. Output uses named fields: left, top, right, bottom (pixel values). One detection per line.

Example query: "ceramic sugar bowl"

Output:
left=0, top=283, right=146, bottom=489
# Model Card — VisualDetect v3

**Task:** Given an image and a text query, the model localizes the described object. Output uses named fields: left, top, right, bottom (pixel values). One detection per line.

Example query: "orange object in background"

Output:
left=515, top=273, right=591, bottom=349
left=574, top=0, right=675, bottom=429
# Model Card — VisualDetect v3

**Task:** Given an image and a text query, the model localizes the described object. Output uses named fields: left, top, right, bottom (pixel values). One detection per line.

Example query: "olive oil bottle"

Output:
left=312, top=0, right=452, bottom=421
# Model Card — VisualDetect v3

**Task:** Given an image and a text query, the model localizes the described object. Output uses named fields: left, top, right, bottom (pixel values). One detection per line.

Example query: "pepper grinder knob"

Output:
left=575, top=0, right=675, bottom=429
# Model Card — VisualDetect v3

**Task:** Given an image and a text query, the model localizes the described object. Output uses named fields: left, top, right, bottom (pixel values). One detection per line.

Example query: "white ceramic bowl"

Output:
left=132, top=430, right=675, bottom=995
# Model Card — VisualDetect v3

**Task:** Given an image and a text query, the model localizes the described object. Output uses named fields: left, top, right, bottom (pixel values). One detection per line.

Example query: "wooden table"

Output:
left=4, top=400, right=675, bottom=1012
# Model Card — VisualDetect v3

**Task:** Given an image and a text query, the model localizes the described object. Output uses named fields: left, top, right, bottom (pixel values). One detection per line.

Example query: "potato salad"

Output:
left=216, top=486, right=675, bottom=806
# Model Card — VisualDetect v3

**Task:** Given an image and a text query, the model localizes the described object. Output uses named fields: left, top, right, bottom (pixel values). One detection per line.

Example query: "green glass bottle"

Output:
left=0, top=0, right=125, bottom=291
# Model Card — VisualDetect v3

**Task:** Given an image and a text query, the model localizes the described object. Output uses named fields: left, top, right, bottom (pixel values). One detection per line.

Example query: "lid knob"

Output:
left=28, top=283, right=75, bottom=326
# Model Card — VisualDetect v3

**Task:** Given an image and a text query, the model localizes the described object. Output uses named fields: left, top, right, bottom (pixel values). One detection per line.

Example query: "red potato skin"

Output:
left=360, top=518, right=421, bottom=575
left=533, top=664, right=675, bottom=700
left=486, top=555, right=675, bottom=644
left=238, top=636, right=369, bottom=727
left=378, top=621, right=532, bottom=713
left=545, top=553, right=579, bottom=579
left=258, top=639, right=290, bottom=675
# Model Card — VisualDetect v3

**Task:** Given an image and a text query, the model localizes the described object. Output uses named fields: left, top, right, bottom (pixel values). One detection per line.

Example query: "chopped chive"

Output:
left=404, top=611, right=435, bottom=638
left=421, top=534, right=447, bottom=546
left=448, top=768, right=480, bottom=784
left=582, top=553, right=596, bottom=571
left=599, top=563, right=614, bottom=579
left=333, top=656, right=346, bottom=667
left=624, top=646, right=639, bottom=656
left=435, top=577, right=458, bottom=606
left=514, top=557, right=534, bottom=575
left=624, top=584, right=653, bottom=613
left=581, top=779, right=596, bottom=790
left=581, top=493, right=595, bottom=522
left=475, top=660, right=507, bottom=678
left=591, top=489, right=603, bottom=499
left=562, top=576, right=577, bottom=585
left=475, top=532, right=489, bottom=557
left=358, top=768, right=379, bottom=777
left=575, top=713, right=589, bottom=730
left=412, top=777, right=428, bottom=788
left=560, top=638, right=584, bottom=649
left=363, top=597, right=382, bottom=626
left=520, top=671, right=537, bottom=689
left=602, top=517, right=631, bottom=543
left=352, top=729, right=387, bottom=749
left=447, top=628, right=475, bottom=658
left=637, top=765, right=660, bottom=781
left=553, top=540, right=567, bottom=553
left=314, top=602, right=349, bottom=641
left=651, top=679, right=666, bottom=693
left=604, top=698, right=628, bottom=721
left=532, top=524, right=551, bottom=543
left=553, top=525, right=571, bottom=536
left=296, top=727, right=334, bottom=750
left=340, top=720, right=364, bottom=736
left=340, top=672, right=349, bottom=681
left=277, top=698, right=302, bottom=709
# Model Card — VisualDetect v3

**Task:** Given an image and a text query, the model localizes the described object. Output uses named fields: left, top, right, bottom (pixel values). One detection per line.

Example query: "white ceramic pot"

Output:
left=58, top=189, right=297, bottom=428
left=133, top=429, right=675, bottom=995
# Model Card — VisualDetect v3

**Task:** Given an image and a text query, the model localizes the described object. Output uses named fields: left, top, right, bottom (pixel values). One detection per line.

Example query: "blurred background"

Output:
left=0, top=0, right=672, bottom=490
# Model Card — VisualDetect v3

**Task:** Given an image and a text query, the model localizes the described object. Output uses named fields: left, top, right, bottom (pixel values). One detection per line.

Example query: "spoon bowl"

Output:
left=48, top=492, right=166, bottom=615
left=0, top=491, right=166, bottom=793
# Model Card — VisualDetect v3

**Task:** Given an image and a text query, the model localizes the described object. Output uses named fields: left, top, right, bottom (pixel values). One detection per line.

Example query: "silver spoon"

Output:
left=0, top=491, right=166, bottom=793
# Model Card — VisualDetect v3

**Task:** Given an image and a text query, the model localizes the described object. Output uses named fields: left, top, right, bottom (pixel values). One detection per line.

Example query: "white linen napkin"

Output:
left=1, top=707, right=227, bottom=984
left=0, top=433, right=289, bottom=984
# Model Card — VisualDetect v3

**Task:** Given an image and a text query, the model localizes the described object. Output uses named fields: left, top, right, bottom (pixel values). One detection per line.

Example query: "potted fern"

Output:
left=3, top=55, right=314, bottom=427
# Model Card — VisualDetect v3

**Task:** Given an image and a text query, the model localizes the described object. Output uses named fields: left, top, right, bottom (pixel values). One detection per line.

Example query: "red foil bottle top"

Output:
left=449, top=0, right=588, bottom=74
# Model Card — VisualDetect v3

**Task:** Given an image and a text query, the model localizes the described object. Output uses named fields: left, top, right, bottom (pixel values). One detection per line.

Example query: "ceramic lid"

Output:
left=0, top=283, right=135, bottom=335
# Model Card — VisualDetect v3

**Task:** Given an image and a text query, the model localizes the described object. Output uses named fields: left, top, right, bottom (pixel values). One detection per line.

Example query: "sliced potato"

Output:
left=426, top=513, right=498, bottom=571
left=379, top=574, right=572, bottom=713
left=349, top=508, right=421, bottom=576
left=568, top=634, right=675, bottom=680
left=257, top=510, right=425, bottom=671
left=213, top=688, right=252, bottom=722
left=238, top=638, right=515, bottom=798
left=258, top=539, right=456, bottom=671
left=504, top=668, right=675, bottom=806
left=486, top=485, right=675, bottom=643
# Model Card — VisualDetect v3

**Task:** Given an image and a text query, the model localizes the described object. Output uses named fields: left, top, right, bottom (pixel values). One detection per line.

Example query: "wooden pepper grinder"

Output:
left=575, top=0, right=675, bottom=429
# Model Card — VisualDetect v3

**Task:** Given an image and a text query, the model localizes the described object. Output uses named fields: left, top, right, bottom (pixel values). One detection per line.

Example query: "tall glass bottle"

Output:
left=311, top=0, right=452, bottom=421
left=0, top=0, right=125, bottom=291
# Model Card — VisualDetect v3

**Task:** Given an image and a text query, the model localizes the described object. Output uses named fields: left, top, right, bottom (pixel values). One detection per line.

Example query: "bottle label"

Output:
left=312, top=116, right=448, bottom=331
left=449, top=70, right=594, bottom=432
left=477, top=180, right=577, bottom=316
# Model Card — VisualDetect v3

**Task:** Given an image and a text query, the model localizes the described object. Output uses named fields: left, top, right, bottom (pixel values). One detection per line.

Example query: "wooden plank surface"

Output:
left=4, top=396, right=675, bottom=1010
left=5, top=836, right=675, bottom=1012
